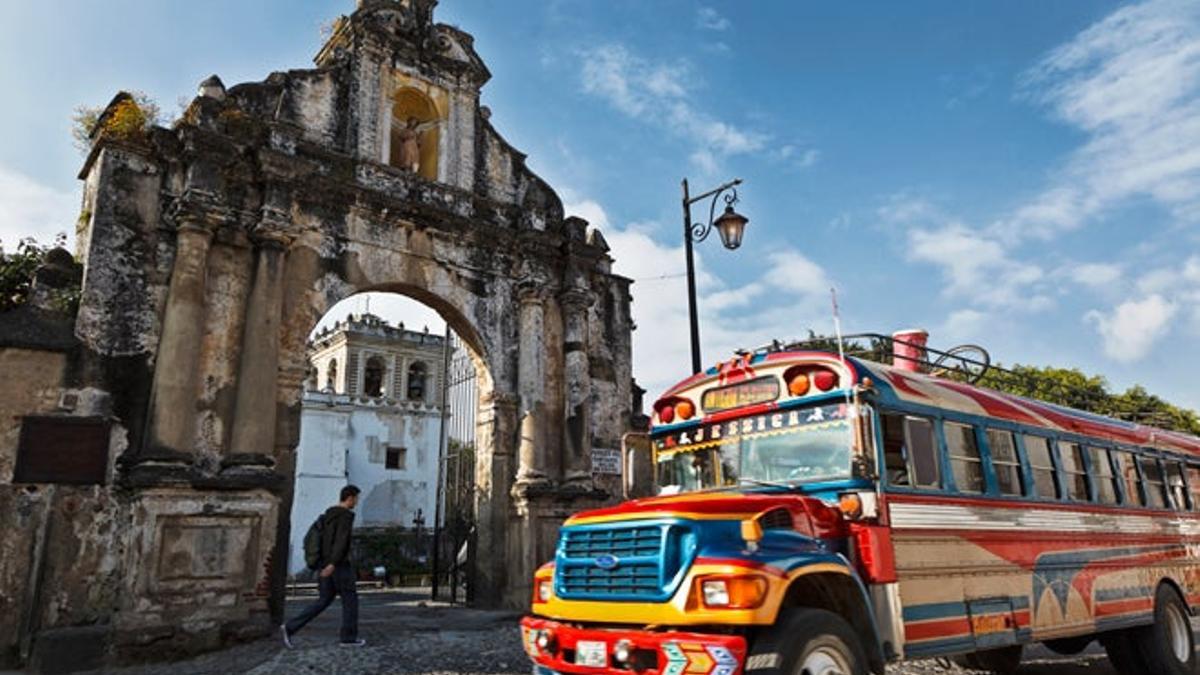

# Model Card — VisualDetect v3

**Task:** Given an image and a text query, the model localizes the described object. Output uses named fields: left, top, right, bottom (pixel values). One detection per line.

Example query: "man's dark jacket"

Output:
left=320, top=506, right=355, bottom=566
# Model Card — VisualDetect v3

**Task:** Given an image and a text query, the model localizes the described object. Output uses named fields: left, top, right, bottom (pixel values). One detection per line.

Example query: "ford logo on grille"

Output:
left=595, top=554, right=620, bottom=570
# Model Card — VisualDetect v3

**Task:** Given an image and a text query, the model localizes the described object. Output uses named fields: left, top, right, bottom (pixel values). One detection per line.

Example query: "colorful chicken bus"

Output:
left=520, top=345, right=1200, bottom=675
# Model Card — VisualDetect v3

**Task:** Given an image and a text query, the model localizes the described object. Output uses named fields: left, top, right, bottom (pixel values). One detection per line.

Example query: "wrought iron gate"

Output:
left=433, top=331, right=477, bottom=602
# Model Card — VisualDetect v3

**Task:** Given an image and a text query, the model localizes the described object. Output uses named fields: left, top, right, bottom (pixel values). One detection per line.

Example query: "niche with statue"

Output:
left=389, top=86, right=443, bottom=181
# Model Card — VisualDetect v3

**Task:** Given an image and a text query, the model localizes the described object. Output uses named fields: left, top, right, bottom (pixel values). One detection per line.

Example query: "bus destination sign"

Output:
left=701, top=376, right=780, bottom=412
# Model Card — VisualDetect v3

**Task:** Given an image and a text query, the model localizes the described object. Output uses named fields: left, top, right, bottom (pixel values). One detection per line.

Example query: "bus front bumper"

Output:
left=520, top=616, right=747, bottom=675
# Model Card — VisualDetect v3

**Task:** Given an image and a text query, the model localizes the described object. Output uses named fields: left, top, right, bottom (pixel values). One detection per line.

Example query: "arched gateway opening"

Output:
left=0, top=0, right=634, bottom=666
left=288, top=291, right=485, bottom=601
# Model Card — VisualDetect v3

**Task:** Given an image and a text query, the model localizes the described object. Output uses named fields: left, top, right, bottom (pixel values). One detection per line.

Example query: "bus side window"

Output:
left=881, top=413, right=910, bottom=486
left=945, top=422, right=984, bottom=493
left=1165, top=461, right=1187, bottom=510
left=1057, top=442, right=1089, bottom=501
left=986, top=429, right=1023, bottom=496
left=1187, top=464, right=1200, bottom=511
left=906, top=417, right=940, bottom=489
left=1114, top=451, right=1143, bottom=506
left=1086, top=446, right=1118, bottom=504
left=1024, top=435, right=1059, bottom=499
left=1139, top=456, right=1168, bottom=509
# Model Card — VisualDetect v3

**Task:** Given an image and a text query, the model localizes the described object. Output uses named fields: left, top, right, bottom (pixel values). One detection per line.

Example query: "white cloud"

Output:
left=941, top=309, right=989, bottom=342
left=562, top=195, right=610, bottom=229
left=696, top=7, right=730, bottom=32
left=1000, top=0, right=1200, bottom=239
left=907, top=224, right=1048, bottom=309
left=1067, top=262, right=1122, bottom=287
left=876, top=192, right=939, bottom=226
left=773, top=145, right=821, bottom=169
left=579, top=44, right=771, bottom=174
left=764, top=249, right=831, bottom=297
left=0, top=165, right=76, bottom=251
left=1085, top=294, right=1177, bottom=362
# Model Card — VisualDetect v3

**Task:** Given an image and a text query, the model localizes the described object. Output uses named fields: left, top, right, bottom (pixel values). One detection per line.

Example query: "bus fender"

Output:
left=775, top=555, right=886, bottom=674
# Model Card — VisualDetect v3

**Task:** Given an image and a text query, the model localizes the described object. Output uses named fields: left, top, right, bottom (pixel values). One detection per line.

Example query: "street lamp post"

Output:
left=681, top=177, right=750, bottom=374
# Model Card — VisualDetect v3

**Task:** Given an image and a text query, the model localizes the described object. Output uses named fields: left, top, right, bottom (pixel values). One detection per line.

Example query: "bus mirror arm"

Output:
left=621, top=432, right=652, bottom=501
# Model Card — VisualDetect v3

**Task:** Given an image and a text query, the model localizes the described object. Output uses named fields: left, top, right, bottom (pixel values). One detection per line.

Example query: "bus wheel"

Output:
left=1100, top=630, right=1152, bottom=675
left=1134, top=584, right=1195, bottom=675
left=951, top=646, right=1021, bottom=675
left=746, top=608, right=867, bottom=675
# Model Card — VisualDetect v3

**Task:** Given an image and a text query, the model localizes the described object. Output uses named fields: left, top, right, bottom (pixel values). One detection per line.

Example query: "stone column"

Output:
left=474, top=390, right=517, bottom=606
left=228, top=234, right=288, bottom=462
left=144, top=221, right=214, bottom=459
left=560, top=288, right=594, bottom=486
left=515, top=284, right=550, bottom=486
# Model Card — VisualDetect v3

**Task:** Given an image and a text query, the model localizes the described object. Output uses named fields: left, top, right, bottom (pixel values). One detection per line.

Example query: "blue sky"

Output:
left=1, top=1, right=1198, bottom=410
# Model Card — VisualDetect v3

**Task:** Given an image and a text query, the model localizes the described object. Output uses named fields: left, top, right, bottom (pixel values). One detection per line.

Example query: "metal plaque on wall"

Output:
left=13, top=416, right=110, bottom=485
left=591, top=447, right=622, bottom=475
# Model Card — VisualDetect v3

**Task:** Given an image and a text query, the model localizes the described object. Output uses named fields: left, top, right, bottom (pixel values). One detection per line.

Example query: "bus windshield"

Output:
left=653, top=402, right=859, bottom=494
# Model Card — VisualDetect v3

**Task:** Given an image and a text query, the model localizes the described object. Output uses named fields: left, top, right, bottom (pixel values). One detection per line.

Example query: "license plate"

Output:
left=574, top=640, right=608, bottom=668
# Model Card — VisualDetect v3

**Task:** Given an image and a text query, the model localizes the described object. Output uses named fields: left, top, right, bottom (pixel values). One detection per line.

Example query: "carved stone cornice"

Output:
left=558, top=287, right=595, bottom=314
left=517, top=280, right=552, bottom=306
left=166, top=189, right=234, bottom=231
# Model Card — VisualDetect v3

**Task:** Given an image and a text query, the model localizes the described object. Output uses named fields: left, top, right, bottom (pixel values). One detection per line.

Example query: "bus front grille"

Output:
left=554, top=521, right=694, bottom=602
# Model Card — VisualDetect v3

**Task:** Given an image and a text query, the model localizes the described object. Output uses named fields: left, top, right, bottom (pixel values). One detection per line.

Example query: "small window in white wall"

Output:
left=407, top=362, right=427, bottom=401
left=386, top=447, right=407, bottom=470
left=326, top=358, right=338, bottom=391
left=364, top=355, right=387, bottom=397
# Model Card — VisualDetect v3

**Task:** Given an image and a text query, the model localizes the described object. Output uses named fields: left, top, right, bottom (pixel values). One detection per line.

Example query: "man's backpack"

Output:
left=302, top=514, right=326, bottom=570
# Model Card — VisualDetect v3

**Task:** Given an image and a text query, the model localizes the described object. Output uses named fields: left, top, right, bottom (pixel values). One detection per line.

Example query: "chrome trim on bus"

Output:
left=889, top=501, right=1200, bottom=535
left=869, top=582, right=905, bottom=661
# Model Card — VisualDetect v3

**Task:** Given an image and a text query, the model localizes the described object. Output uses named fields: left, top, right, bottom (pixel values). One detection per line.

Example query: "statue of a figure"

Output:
left=394, top=116, right=441, bottom=174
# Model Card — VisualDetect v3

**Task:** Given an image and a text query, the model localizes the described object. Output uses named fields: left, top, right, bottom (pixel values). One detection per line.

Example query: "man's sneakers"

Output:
left=280, top=625, right=294, bottom=649
left=339, top=639, right=367, bottom=647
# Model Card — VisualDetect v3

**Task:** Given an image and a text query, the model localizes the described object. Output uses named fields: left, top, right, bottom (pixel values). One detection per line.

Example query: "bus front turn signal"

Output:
left=696, top=574, right=768, bottom=609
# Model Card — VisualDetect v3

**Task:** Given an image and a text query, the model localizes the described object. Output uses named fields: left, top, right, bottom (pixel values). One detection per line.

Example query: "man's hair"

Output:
left=340, top=485, right=361, bottom=502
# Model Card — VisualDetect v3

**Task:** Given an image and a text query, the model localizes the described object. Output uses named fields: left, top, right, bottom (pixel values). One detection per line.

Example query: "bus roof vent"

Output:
left=759, top=507, right=793, bottom=530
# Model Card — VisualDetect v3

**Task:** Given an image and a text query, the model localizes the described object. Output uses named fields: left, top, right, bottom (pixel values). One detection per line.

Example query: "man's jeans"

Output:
left=285, top=562, right=358, bottom=642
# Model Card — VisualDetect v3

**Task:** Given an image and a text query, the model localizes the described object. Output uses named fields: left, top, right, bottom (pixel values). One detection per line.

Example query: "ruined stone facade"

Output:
left=0, top=0, right=634, bottom=669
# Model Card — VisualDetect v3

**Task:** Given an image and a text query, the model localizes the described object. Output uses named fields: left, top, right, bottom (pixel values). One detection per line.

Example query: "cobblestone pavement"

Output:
left=70, top=589, right=1189, bottom=675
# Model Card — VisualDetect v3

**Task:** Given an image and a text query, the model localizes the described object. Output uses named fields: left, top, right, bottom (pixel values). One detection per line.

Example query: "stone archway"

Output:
left=0, top=0, right=635, bottom=666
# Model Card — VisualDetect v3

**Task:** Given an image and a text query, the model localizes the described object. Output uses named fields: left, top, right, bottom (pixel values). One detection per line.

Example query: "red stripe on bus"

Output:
left=1095, top=598, right=1154, bottom=617
left=904, top=618, right=971, bottom=642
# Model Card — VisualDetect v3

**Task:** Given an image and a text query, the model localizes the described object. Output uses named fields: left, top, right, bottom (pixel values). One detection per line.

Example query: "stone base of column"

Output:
left=505, top=486, right=614, bottom=608
left=560, top=471, right=597, bottom=493
left=511, top=471, right=553, bottom=493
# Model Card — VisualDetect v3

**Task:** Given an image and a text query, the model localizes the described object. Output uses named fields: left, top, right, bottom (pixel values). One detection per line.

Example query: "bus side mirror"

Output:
left=622, top=432, right=653, bottom=500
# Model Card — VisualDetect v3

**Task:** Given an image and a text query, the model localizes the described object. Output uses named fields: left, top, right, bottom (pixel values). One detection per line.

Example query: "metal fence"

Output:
left=432, top=332, right=478, bottom=603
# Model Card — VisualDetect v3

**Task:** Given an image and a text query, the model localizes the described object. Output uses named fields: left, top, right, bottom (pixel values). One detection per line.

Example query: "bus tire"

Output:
left=1100, top=630, right=1152, bottom=675
left=1133, top=584, right=1195, bottom=675
left=746, top=608, right=868, bottom=675
left=951, top=646, right=1021, bottom=675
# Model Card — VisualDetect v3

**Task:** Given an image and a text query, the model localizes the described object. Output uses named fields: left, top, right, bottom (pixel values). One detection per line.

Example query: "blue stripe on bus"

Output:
left=903, top=601, right=967, bottom=622
left=903, top=596, right=1029, bottom=623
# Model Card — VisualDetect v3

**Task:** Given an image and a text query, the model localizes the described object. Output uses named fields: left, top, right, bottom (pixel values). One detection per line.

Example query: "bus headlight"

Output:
left=613, top=639, right=633, bottom=664
left=697, top=575, right=768, bottom=609
left=535, top=628, right=557, bottom=653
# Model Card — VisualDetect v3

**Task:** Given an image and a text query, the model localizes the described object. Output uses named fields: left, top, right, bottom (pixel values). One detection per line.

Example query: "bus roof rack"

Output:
left=754, top=332, right=1191, bottom=433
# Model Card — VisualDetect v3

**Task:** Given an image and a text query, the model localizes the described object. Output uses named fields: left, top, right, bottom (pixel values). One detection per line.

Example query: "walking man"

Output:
left=282, top=485, right=365, bottom=647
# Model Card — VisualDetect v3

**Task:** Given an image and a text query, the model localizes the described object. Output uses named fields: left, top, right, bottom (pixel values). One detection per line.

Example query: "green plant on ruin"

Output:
left=71, top=91, right=162, bottom=155
left=0, top=234, right=77, bottom=313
